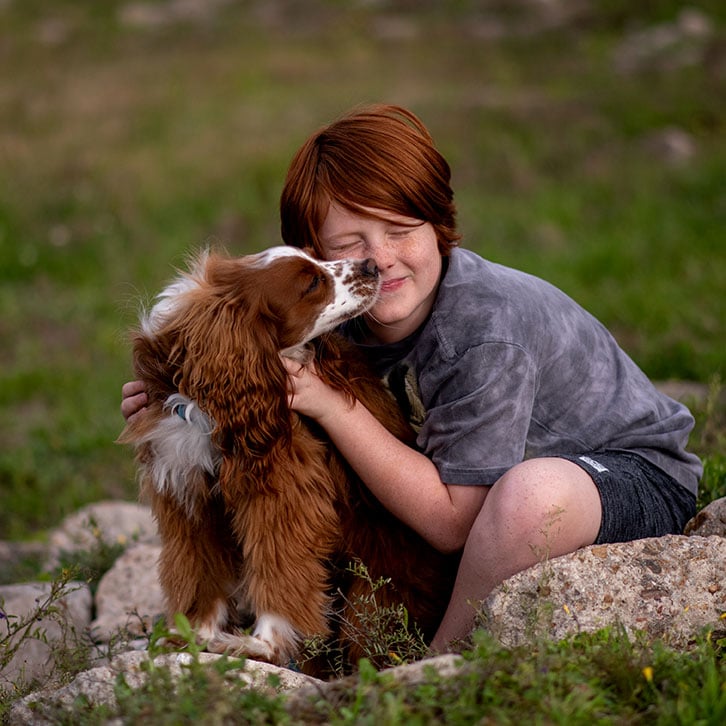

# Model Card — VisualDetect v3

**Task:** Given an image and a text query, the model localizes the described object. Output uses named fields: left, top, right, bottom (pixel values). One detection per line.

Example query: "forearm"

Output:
left=316, top=395, right=473, bottom=553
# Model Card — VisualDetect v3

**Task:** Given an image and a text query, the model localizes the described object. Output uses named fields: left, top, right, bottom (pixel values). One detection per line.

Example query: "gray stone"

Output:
left=287, top=653, right=464, bottom=720
left=5, top=497, right=726, bottom=719
left=7, top=650, right=320, bottom=725
left=613, top=8, right=714, bottom=74
left=0, top=540, right=47, bottom=582
left=480, top=534, right=726, bottom=648
left=0, top=581, right=92, bottom=689
left=0, top=540, right=46, bottom=565
left=46, top=500, right=158, bottom=570
left=685, top=497, right=726, bottom=538
left=90, top=543, right=164, bottom=643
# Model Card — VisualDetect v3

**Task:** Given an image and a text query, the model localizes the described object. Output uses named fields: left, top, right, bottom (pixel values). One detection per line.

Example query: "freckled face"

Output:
left=318, top=203, right=442, bottom=344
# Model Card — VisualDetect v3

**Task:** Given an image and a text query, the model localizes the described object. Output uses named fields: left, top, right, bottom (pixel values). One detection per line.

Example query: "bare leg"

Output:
left=431, top=457, right=602, bottom=651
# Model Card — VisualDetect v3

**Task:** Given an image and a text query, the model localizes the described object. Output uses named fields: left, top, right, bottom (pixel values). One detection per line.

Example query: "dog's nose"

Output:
left=361, top=258, right=379, bottom=277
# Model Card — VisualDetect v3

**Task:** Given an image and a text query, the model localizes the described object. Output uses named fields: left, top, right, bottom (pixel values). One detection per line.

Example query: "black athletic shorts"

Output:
left=556, top=450, right=697, bottom=545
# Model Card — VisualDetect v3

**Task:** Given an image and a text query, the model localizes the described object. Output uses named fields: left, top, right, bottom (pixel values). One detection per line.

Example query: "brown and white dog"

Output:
left=119, top=246, right=455, bottom=674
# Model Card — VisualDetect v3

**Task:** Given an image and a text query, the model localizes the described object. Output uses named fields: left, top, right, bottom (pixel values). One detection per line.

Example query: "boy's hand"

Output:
left=281, top=355, right=344, bottom=423
left=121, top=380, right=148, bottom=423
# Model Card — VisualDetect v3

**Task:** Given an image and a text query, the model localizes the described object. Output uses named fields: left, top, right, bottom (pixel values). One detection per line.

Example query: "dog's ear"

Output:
left=130, top=327, right=178, bottom=401
left=180, top=300, right=293, bottom=459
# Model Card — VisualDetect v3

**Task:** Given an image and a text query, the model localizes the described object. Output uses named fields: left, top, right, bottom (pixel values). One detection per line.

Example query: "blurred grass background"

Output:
left=0, top=0, right=724, bottom=539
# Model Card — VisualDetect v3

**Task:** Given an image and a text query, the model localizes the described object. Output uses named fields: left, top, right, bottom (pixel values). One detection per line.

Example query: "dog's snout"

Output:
left=360, top=258, right=379, bottom=277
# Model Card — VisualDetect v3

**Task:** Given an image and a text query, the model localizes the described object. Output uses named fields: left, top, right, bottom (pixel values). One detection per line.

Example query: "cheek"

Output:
left=403, top=236, right=441, bottom=283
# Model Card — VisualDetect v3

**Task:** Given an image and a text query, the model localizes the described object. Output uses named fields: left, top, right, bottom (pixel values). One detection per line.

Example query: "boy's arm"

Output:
left=284, top=358, right=487, bottom=553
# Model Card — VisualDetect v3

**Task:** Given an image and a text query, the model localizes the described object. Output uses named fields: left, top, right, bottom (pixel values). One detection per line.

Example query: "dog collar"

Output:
left=171, top=401, right=195, bottom=423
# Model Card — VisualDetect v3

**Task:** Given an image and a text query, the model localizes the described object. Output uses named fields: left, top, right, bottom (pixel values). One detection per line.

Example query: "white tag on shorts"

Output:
left=578, top=455, right=609, bottom=474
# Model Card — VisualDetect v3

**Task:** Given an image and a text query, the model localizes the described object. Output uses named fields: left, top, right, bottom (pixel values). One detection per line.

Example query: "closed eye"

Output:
left=326, top=239, right=365, bottom=257
left=305, top=275, right=324, bottom=294
left=389, top=221, right=424, bottom=237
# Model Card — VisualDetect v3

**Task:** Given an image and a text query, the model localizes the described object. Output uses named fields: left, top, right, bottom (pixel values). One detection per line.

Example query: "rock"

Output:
left=0, top=540, right=47, bottom=582
left=613, top=8, right=714, bottom=74
left=377, top=653, right=462, bottom=685
left=4, top=497, right=726, bottom=719
left=287, top=653, right=463, bottom=719
left=480, top=534, right=726, bottom=648
left=90, top=543, right=165, bottom=643
left=641, top=127, right=697, bottom=166
left=7, top=650, right=319, bottom=726
left=685, top=496, right=726, bottom=537
left=0, top=541, right=46, bottom=565
left=118, top=0, right=234, bottom=29
left=46, top=500, right=158, bottom=570
left=0, top=581, right=92, bottom=689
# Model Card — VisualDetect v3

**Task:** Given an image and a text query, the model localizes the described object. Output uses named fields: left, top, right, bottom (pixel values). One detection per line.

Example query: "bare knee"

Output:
left=482, top=458, right=602, bottom=553
left=488, top=459, right=573, bottom=521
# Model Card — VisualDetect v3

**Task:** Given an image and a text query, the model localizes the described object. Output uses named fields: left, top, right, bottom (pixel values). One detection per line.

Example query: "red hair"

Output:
left=280, top=104, right=460, bottom=257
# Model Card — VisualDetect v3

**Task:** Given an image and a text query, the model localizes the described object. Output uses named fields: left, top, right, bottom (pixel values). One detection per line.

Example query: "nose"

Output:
left=360, top=258, right=379, bottom=277
left=366, top=235, right=397, bottom=271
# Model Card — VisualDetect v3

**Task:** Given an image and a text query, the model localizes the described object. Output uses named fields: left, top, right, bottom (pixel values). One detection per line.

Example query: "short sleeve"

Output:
left=417, top=341, right=537, bottom=485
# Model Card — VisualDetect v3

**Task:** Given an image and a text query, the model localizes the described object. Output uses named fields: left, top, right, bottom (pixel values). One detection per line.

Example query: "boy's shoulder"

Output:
left=432, top=248, right=562, bottom=346
left=444, top=247, right=557, bottom=302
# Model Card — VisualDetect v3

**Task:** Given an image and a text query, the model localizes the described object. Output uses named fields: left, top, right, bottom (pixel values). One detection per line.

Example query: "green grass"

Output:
left=4, top=618, right=724, bottom=724
left=2, top=4, right=725, bottom=718
left=0, top=2, right=724, bottom=540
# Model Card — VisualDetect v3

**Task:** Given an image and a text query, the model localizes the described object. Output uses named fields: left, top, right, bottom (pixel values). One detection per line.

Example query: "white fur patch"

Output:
left=141, top=252, right=209, bottom=335
left=139, top=395, right=219, bottom=514
left=252, top=613, right=300, bottom=661
left=250, top=246, right=308, bottom=267
left=306, top=262, right=377, bottom=340
left=204, top=613, right=299, bottom=665
left=252, top=612, right=298, bottom=644
left=195, top=599, right=230, bottom=643
left=141, top=278, right=197, bottom=335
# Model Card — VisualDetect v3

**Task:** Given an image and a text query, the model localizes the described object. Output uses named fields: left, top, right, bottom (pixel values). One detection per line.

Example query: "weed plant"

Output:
left=5, top=609, right=724, bottom=724
left=298, top=561, right=430, bottom=678
left=2, top=559, right=724, bottom=723
left=0, top=568, right=92, bottom=717
left=52, top=515, right=134, bottom=595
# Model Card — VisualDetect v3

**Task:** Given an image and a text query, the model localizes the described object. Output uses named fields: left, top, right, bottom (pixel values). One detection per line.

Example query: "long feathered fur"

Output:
left=119, top=247, right=456, bottom=675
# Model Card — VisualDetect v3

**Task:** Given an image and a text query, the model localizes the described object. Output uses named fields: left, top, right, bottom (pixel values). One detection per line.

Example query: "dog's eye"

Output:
left=305, top=275, right=323, bottom=294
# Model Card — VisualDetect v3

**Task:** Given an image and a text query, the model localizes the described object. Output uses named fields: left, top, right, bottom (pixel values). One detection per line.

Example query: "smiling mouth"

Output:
left=380, top=277, right=407, bottom=294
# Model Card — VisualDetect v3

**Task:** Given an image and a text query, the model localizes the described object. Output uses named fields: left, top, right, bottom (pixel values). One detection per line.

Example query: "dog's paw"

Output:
left=207, top=613, right=300, bottom=666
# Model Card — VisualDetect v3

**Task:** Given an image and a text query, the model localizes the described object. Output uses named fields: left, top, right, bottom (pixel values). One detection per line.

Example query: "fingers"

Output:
left=122, top=379, right=146, bottom=397
left=121, top=381, right=148, bottom=422
left=121, top=395, right=147, bottom=423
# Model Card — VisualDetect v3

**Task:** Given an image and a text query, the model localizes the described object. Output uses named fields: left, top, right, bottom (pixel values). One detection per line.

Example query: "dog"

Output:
left=119, top=246, right=456, bottom=674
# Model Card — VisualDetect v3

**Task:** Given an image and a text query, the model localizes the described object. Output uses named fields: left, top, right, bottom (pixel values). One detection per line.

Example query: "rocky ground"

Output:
left=1, top=493, right=724, bottom=723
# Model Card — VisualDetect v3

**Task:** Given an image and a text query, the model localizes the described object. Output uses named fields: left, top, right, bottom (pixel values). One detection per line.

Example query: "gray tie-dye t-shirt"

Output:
left=347, top=248, right=702, bottom=496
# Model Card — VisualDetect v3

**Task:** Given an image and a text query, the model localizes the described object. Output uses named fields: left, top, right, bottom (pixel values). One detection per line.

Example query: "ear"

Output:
left=182, top=305, right=293, bottom=458
left=129, top=327, right=179, bottom=406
